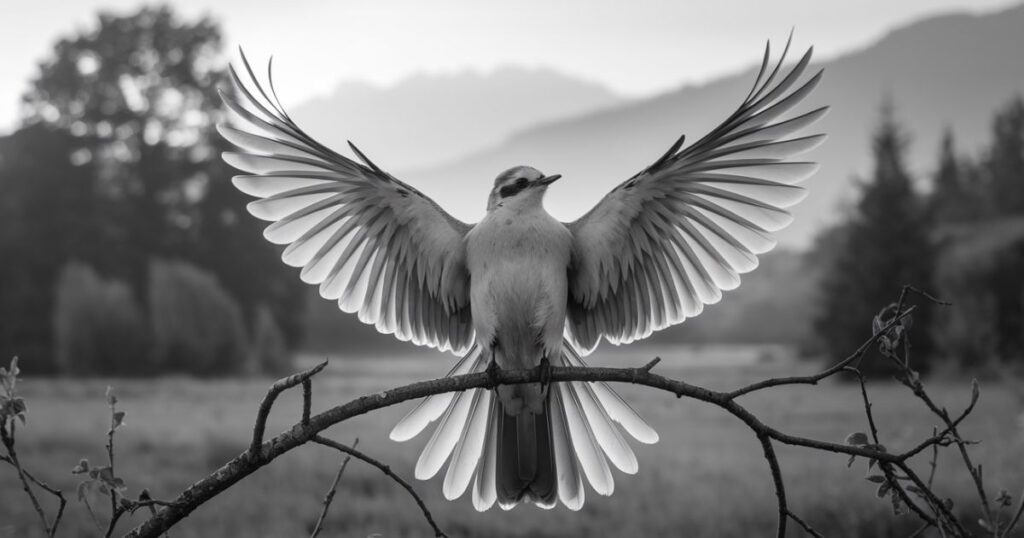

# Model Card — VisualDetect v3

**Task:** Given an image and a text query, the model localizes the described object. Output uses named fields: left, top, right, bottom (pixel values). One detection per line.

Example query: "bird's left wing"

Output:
left=566, top=38, right=827, bottom=354
left=219, top=52, right=474, bottom=353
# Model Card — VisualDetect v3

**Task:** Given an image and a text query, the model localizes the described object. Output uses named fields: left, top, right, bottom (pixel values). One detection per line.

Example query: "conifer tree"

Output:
left=814, top=101, right=935, bottom=377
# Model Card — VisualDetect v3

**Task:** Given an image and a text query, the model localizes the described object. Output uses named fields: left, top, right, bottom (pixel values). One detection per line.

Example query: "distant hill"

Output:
left=290, top=67, right=621, bottom=171
left=409, top=3, right=1024, bottom=247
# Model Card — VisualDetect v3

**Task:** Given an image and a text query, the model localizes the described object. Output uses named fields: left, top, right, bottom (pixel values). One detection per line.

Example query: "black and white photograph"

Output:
left=1, top=1, right=1023, bottom=536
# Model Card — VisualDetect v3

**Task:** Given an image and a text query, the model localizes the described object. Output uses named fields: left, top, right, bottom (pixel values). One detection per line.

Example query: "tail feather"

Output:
left=570, top=379, right=638, bottom=474
left=472, top=398, right=499, bottom=511
left=549, top=391, right=584, bottom=510
left=442, top=389, right=491, bottom=500
left=562, top=344, right=660, bottom=444
left=395, top=339, right=658, bottom=510
left=557, top=381, right=614, bottom=495
left=414, top=386, right=476, bottom=480
left=391, top=345, right=484, bottom=442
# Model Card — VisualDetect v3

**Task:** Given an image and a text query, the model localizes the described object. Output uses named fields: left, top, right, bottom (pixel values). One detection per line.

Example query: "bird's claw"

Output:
left=485, top=359, right=501, bottom=387
left=539, top=356, right=552, bottom=392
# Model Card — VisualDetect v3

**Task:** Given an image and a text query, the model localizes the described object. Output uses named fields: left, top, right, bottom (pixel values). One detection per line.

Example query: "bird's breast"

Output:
left=466, top=209, right=572, bottom=349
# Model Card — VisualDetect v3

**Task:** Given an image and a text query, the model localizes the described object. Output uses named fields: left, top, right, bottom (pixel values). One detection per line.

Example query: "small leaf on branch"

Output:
left=105, top=386, right=117, bottom=406
left=846, top=432, right=869, bottom=445
left=76, top=481, right=88, bottom=502
left=866, top=475, right=887, bottom=483
left=72, top=458, right=90, bottom=474
left=876, top=481, right=891, bottom=498
left=891, top=492, right=905, bottom=515
left=112, top=411, right=126, bottom=429
left=848, top=454, right=857, bottom=467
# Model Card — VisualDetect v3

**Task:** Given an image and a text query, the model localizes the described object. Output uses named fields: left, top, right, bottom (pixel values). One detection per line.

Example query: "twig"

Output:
left=757, top=433, right=788, bottom=538
left=727, top=305, right=917, bottom=399
left=311, top=435, right=448, bottom=538
left=310, top=437, right=358, bottom=538
left=302, top=379, right=313, bottom=426
left=251, top=361, right=328, bottom=454
left=21, top=467, right=67, bottom=538
left=788, top=510, right=824, bottom=538
left=1005, top=488, right=1024, bottom=537
left=1, top=422, right=54, bottom=535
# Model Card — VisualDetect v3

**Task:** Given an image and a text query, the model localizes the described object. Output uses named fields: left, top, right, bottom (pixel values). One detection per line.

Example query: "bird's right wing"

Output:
left=566, top=37, right=827, bottom=354
left=219, top=52, right=474, bottom=353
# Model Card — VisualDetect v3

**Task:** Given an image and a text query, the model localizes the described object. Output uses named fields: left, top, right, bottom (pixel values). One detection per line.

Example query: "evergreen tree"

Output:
left=929, top=129, right=982, bottom=223
left=814, top=102, right=936, bottom=377
left=987, top=96, right=1024, bottom=215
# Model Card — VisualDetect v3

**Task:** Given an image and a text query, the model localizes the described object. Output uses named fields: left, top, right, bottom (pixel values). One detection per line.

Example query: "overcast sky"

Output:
left=0, top=0, right=1015, bottom=133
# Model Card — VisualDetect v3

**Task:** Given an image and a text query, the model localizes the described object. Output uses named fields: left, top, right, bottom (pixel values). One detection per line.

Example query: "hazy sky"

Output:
left=0, top=0, right=1015, bottom=133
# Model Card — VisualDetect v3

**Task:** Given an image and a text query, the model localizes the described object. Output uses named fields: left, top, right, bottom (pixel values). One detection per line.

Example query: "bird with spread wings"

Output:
left=218, top=36, right=826, bottom=511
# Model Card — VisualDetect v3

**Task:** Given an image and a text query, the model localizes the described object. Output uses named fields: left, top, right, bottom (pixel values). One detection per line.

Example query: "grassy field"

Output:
left=2, top=346, right=1023, bottom=537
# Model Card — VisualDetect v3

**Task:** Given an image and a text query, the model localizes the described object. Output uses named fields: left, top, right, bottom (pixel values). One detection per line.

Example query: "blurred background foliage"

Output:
left=0, top=6, right=303, bottom=376
left=0, top=5, right=1023, bottom=378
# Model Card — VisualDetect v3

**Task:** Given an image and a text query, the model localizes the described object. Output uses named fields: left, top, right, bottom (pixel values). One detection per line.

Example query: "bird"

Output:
left=218, top=35, right=827, bottom=511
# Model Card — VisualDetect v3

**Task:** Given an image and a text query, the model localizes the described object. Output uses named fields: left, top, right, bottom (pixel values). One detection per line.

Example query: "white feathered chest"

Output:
left=466, top=203, right=573, bottom=360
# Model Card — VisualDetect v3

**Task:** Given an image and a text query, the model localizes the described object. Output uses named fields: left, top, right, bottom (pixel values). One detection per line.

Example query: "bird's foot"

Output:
left=538, top=356, right=552, bottom=393
left=485, top=358, right=501, bottom=387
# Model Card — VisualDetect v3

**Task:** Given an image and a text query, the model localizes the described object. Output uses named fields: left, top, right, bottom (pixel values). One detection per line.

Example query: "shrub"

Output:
left=52, top=262, right=150, bottom=375
left=248, top=304, right=291, bottom=376
left=148, top=259, right=248, bottom=376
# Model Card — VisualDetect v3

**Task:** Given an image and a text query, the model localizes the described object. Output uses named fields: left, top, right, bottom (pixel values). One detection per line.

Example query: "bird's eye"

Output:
left=515, top=177, right=529, bottom=188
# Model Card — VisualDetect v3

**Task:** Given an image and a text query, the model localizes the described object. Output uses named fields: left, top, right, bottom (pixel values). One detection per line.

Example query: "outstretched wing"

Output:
left=566, top=37, right=827, bottom=354
left=219, top=52, right=474, bottom=353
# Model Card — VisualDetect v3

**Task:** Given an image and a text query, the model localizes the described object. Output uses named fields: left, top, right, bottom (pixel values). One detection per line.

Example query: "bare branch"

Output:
left=1005, top=487, right=1024, bottom=537
left=788, top=511, right=824, bottom=538
left=1, top=421, right=56, bottom=535
left=251, top=361, right=328, bottom=454
left=124, top=360, right=911, bottom=538
left=726, top=306, right=917, bottom=400
left=757, top=433, right=787, bottom=538
left=309, top=437, right=357, bottom=538
left=311, top=436, right=447, bottom=538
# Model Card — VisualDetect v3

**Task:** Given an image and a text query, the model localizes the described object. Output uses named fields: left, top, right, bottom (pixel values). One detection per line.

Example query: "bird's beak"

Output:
left=536, top=174, right=561, bottom=186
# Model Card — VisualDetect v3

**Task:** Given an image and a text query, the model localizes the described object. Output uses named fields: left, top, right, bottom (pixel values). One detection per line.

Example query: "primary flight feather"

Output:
left=219, top=36, right=827, bottom=511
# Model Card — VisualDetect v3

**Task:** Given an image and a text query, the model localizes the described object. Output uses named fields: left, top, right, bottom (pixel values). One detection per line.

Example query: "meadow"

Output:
left=2, top=346, right=1023, bottom=537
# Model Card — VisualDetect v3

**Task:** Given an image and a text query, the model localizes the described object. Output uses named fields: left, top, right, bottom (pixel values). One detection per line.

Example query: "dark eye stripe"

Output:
left=499, top=184, right=522, bottom=198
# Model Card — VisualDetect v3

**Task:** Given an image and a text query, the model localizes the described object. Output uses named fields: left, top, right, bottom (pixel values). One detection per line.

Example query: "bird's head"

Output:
left=486, top=165, right=561, bottom=211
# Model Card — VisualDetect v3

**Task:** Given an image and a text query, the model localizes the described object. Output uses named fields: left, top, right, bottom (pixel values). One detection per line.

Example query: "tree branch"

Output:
left=311, top=436, right=448, bottom=538
left=309, top=437, right=357, bottom=538
left=124, top=359, right=913, bottom=538
left=251, top=361, right=327, bottom=453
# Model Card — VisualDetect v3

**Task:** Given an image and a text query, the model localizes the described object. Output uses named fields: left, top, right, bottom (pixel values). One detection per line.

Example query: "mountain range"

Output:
left=406, top=3, right=1024, bottom=247
left=290, top=67, right=621, bottom=171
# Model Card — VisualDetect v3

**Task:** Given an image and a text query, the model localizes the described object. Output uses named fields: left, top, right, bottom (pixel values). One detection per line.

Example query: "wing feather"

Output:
left=220, top=51, right=474, bottom=353
left=566, top=36, right=826, bottom=353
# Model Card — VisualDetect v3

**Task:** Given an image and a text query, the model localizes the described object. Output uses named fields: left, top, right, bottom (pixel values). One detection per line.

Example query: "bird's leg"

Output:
left=538, top=355, right=552, bottom=395
left=486, top=340, right=501, bottom=387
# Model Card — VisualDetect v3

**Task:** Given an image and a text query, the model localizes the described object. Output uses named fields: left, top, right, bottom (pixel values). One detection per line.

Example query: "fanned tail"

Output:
left=389, top=339, right=659, bottom=510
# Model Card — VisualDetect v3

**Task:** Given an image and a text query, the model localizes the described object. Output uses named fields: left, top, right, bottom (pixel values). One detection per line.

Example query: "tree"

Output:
left=986, top=96, right=1024, bottom=215
left=929, top=129, right=984, bottom=224
left=814, top=101, right=936, bottom=377
left=6, top=5, right=305, bottom=373
left=0, top=125, right=100, bottom=373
